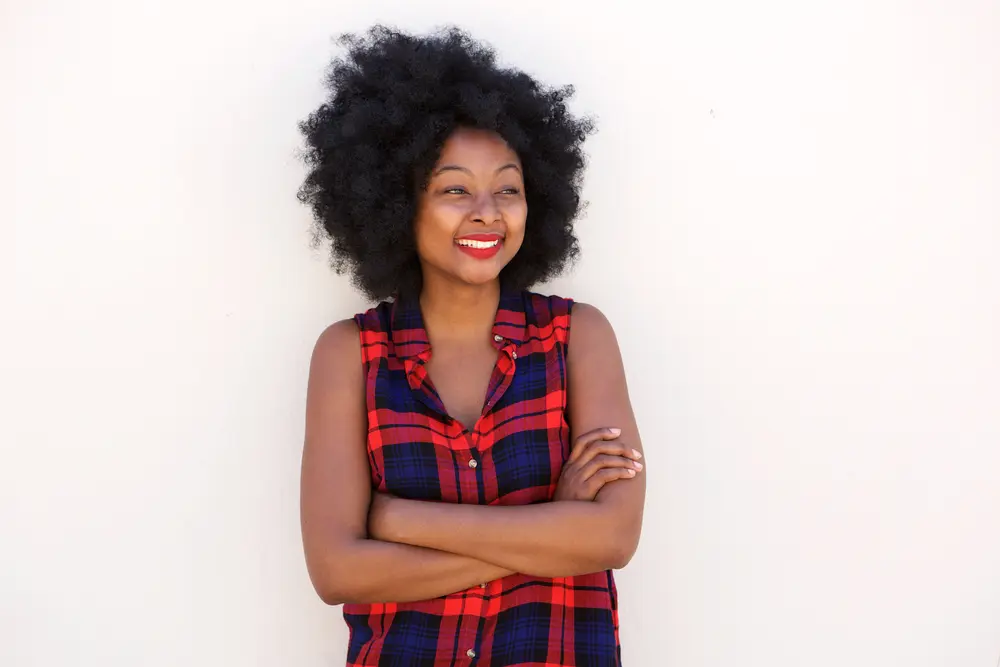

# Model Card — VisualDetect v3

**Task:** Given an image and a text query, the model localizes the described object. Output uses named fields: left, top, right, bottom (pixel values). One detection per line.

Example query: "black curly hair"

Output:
left=297, top=25, right=595, bottom=301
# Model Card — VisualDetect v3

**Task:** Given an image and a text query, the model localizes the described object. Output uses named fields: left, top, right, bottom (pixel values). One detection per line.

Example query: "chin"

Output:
left=458, top=272, right=502, bottom=287
left=452, top=265, right=504, bottom=287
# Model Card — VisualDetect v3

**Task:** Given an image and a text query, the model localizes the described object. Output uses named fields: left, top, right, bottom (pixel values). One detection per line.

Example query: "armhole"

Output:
left=350, top=312, right=380, bottom=484
left=558, top=297, right=576, bottom=452
left=555, top=295, right=575, bottom=350
left=350, top=312, right=373, bottom=417
left=353, top=305, right=390, bottom=368
left=352, top=313, right=369, bottom=366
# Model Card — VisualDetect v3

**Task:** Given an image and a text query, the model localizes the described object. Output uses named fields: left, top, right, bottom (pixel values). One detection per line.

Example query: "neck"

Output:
left=418, top=276, right=502, bottom=346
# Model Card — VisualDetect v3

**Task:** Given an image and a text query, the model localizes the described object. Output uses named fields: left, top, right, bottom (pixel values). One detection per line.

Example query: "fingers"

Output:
left=570, top=439, right=643, bottom=469
left=586, top=467, right=638, bottom=496
left=567, top=427, right=622, bottom=463
left=568, top=427, right=631, bottom=463
left=579, top=453, right=643, bottom=483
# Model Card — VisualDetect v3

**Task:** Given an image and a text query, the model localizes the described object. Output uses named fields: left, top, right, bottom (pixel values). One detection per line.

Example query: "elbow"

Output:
left=314, top=567, right=376, bottom=606
left=591, top=496, right=642, bottom=570
left=317, top=588, right=354, bottom=607
left=606, top=539, right=637, bottom=570
left=599, top=513, right=641, bottom=570
left=316, top=588, right=344, bottom=606
left=312, top=569, right=356, bottom=606
left=602, top=531, right=638, bottom=570
left=308, top=547, right=367, bottom=606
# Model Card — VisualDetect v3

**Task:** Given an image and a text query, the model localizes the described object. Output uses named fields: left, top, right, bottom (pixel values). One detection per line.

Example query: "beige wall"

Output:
left=4, top=0, right=1000, bottom=665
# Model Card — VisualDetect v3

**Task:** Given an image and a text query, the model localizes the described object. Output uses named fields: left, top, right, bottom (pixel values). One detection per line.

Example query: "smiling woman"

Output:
left=416, top=130, right=527, bottom=290
left=297, top=25, right=645, bottom=666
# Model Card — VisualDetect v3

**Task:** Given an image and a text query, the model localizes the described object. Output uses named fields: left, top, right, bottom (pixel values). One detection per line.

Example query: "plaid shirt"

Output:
left=346, top=290, right=620, bottom=666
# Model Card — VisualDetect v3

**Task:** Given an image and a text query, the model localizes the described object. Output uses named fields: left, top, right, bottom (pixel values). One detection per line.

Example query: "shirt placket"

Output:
left=481, top=335, right=517, bottom=420
left=457, top=336, right=517, bottom=661
left=457, top=591, right=485, bottom=664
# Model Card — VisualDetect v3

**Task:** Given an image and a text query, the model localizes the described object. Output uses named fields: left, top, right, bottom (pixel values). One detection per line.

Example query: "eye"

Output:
left=443, top=187, right=469, bottom=195
left=498, top=187, right=521, bottom=195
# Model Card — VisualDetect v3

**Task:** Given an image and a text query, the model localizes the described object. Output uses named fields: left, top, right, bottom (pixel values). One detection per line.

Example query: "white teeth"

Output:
left=456, top=239, right=500, bottom=249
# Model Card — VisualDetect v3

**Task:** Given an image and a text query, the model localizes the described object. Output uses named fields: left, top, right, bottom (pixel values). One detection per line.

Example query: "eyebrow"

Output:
left=432, top=163, right=522, bottom=177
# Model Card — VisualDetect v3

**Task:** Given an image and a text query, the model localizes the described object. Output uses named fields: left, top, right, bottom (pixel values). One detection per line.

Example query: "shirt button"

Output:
left=479, top=582, right=487, bottom=588
left=469, top=458, right=478, bottom=469
left=511, top=351, right=517, bottom=359
left=467, top=649, right=477, bottom=658
left=493, top=334, right=503, bottom=342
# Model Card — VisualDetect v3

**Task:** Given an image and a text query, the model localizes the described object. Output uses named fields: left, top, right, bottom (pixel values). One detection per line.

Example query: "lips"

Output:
left=455, top=233, right=504, bottom=260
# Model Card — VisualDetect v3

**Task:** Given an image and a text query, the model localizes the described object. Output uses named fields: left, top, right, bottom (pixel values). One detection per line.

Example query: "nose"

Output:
left=471, top=191, right=501, bottom=224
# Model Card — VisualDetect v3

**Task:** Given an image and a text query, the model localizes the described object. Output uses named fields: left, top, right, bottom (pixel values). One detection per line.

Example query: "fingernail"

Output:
left=609, top=428, right=622, bottom=436
left=626, top=468, right=636, bottom=476
left=632, top=449, right=642, bottom=459
left=633, top=462, right=643, bottom=471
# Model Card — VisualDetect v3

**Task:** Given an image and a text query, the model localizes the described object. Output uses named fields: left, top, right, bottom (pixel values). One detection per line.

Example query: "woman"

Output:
left=298, top=25, right=646, bottom=666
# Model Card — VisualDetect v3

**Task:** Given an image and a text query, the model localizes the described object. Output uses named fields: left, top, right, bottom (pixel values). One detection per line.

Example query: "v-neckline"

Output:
left=391, top=289, right=527, bottom=440
left=422, top=346, right=505, bottom=433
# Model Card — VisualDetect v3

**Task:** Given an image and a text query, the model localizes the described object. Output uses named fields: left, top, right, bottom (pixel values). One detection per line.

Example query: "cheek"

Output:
left=505, top=202, right=528, bottom=238
left=414, top=206, right=459, bottom=248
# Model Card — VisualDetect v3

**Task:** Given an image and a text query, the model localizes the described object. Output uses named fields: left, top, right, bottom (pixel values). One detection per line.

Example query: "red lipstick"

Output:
left=455, top=233, right=503, bottom=260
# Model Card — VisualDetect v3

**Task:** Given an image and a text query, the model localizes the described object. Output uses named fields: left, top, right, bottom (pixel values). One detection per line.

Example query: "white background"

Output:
left=4, top=1, right=999, bottom=665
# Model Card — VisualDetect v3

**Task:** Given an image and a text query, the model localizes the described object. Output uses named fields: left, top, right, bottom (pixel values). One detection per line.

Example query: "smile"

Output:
left=455, top=239, right=500, bottom=249
left=454, top=235, right=504, bottom=259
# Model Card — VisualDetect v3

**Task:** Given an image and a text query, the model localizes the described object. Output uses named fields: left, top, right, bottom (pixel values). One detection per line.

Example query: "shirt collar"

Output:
left=390, top=288, right=526, bottom=360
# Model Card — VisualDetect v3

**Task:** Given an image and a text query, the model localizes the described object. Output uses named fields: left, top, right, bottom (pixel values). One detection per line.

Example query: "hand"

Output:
left=554, top=427, right=643, bottom=502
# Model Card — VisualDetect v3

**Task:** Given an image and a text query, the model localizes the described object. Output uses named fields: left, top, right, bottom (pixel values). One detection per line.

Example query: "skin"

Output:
left=300, top=128, right=646, bottom=605
left=412, top=128, right=527, bottom=431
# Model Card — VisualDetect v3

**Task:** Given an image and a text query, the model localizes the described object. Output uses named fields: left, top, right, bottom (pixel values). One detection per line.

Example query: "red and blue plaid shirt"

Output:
left=346, top=289, right=620, bottom=666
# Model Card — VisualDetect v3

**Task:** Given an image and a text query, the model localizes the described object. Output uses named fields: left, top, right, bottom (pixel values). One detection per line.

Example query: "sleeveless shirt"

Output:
left=346, top=289, right=620, bottom=666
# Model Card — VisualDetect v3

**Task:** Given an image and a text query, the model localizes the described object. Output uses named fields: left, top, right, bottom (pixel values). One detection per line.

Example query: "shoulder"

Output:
left=311, top=298, right=390, bottom=369
left=569, top=301, right=612, bottom=331
left=311, top=319, right=363, bottom=376
left=313, top=301, right=394, bottom=367
left=521, top=292, right=620, bottom=356
left=520, top=292, right=614, bottom=330
left=567, top=302, right=622, bottom=361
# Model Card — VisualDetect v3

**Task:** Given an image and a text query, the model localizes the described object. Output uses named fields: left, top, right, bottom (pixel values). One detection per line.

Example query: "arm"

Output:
left=300, top=320, right=513, bottom=605
left=369, top=303, right=646, bottom=577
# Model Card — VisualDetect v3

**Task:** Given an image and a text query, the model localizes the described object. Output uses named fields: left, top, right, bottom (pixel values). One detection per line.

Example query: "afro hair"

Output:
left=297, top=24, right=595, bottom=301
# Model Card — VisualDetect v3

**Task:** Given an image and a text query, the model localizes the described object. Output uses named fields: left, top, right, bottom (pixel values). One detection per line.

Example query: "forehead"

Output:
left=435, top=128, right=521, bottom=168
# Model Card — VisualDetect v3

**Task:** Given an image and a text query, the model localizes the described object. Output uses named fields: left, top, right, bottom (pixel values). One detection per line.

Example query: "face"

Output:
left=413, top=127, right=527, bottom=289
